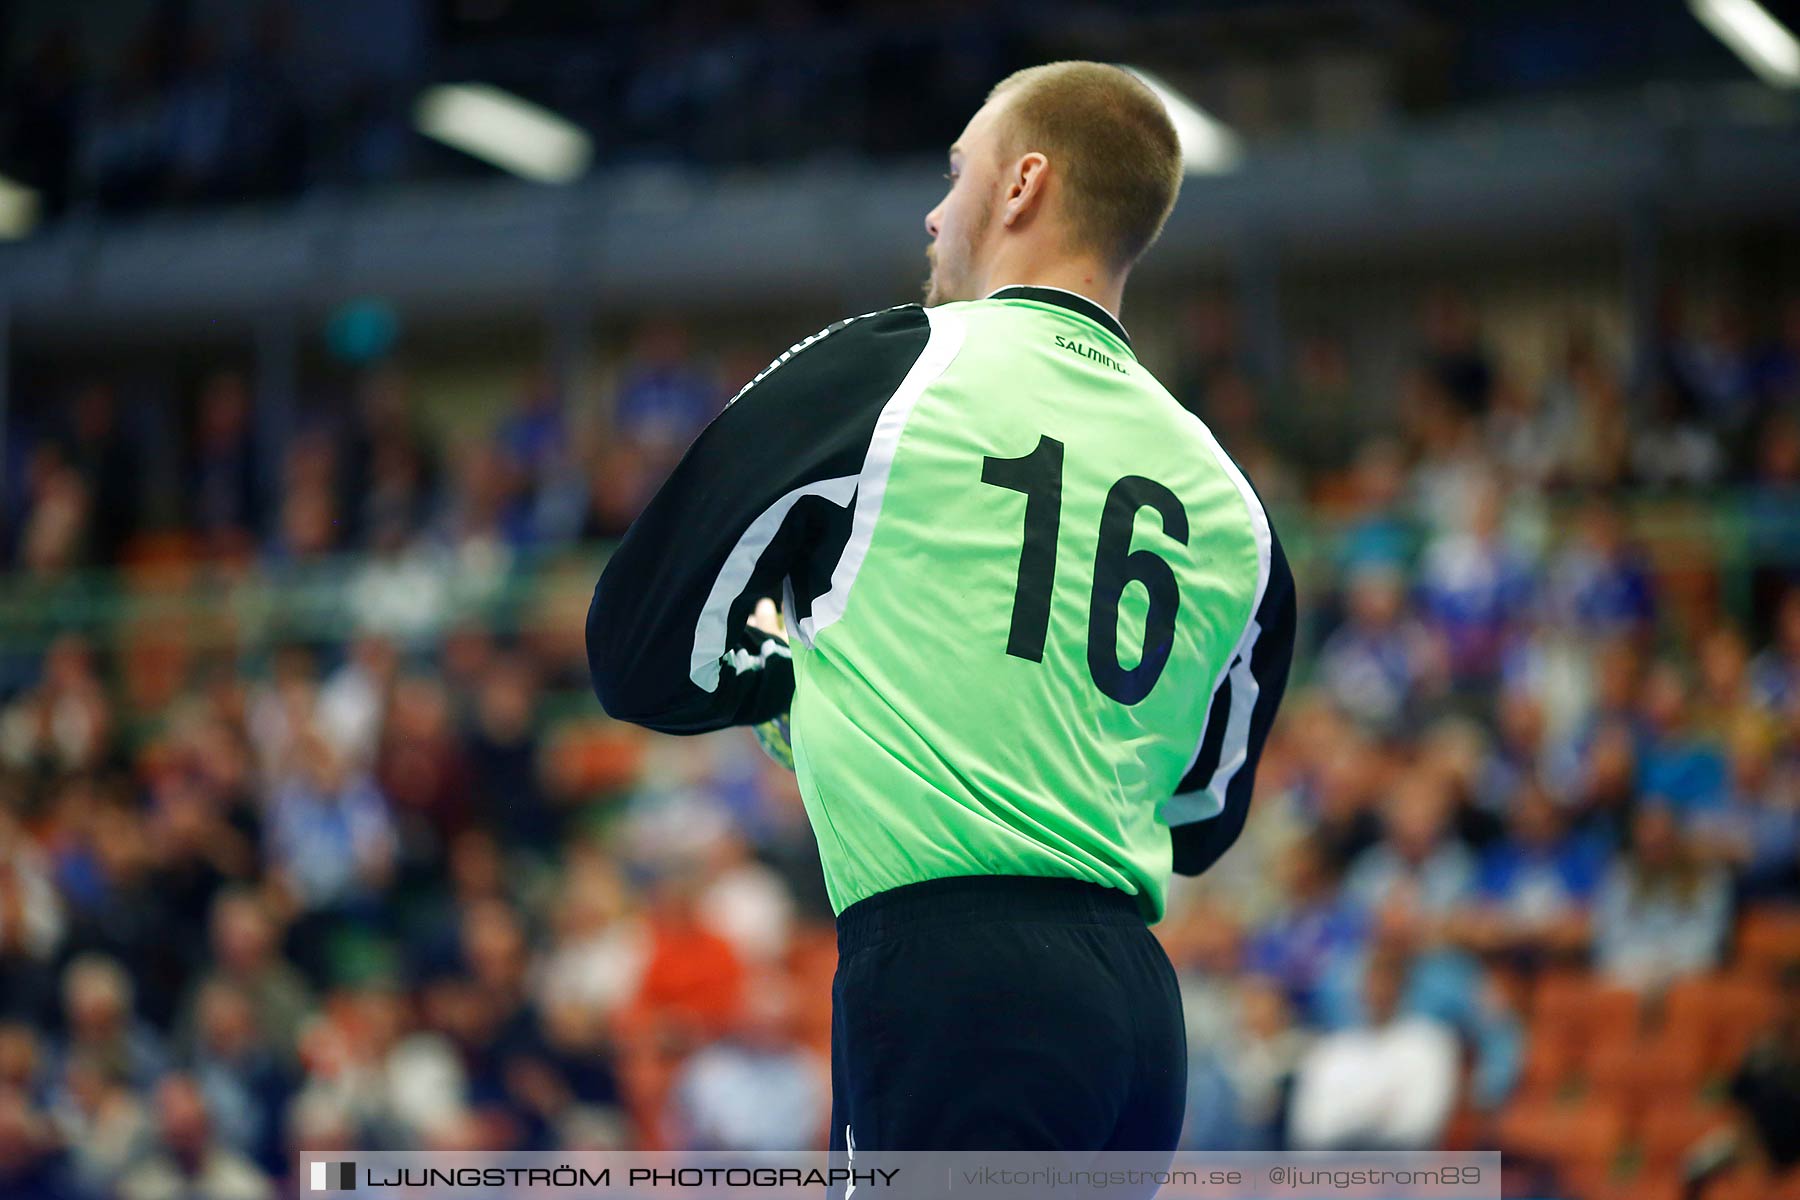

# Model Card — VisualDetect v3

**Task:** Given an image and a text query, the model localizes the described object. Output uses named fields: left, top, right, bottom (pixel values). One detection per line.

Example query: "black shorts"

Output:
left=826, top=874, right=1186, bottom=1155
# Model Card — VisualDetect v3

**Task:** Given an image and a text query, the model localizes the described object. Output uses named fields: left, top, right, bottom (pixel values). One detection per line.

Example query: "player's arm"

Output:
left=587, top=305, right=932, bottom=735
left=1167, top=524, right=1297, bottom=875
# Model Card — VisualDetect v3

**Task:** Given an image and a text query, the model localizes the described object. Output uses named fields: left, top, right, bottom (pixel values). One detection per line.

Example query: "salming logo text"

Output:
left=1054, top=335, right=1128, bottom=374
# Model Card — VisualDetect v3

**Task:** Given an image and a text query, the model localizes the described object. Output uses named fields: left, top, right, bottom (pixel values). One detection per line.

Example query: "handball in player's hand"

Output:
left=753, top=709, right=796, bottom=771
left=749, top=597, right=783, bottom=637
left=748, top=598, right=797, bottom=771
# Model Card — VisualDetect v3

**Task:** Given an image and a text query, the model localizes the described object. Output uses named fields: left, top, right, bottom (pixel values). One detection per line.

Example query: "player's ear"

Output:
left=1002, top=151, right=1050, bottom=228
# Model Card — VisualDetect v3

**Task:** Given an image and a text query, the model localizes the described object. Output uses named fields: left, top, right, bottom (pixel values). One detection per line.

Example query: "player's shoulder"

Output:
left=725, top=304, right=929, bottom=409
left=1137, top=375, right=1281, bottom=528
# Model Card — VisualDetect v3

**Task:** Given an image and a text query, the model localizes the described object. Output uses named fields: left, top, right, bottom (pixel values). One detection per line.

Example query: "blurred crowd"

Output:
left=0, top=281, right=1798, bottom=1199
left=0, top=0, right=1015, bottom=225
left=4, top=319, right=732, bottom=597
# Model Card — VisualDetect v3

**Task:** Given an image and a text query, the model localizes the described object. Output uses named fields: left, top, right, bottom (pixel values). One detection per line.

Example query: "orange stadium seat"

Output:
left=1582, top=1036, right=1707, bottom=1111
left=1662, top=973, right=1782, bottom=1073
left=1534, top=973, right=1642, bottom=1043
left=1639, top=1101, right=1735, bottom=1172
left=1519, top=1028, right=1581, bottom=1098
left=1498, top=1098, right=1627, bottom=1174
left=1701, top=1167, right=1777, bottom=1200
left=1635, top=1035, right=1711, bottom=1098
left=1565, top=1165, right=1684, bottom=1200
left=1737, top=908, right=1800, bottom=975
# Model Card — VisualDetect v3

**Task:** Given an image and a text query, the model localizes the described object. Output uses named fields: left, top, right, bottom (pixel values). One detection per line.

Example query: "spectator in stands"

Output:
left=264, top=728, right=396, bottom=924
left=0, top=805, right=64, bottom=1022
left=0, top=635, right=112, bottom=777
left=497, top=368, right=568, bottom=486
left=58, top=802, right=180, bottom=1029
left=1315, top=561, right=1445, bottom=737
left=1246, top=836, right=1367, bottom=1023
left=1406, top=373, right=1488, bottom=540
left=1473, top=690, right=1547, bottom=819
left=54, top=1049, right=150, bottom=1193
left=53, top=955, right=167, bottom=1093
left=119, top=1072, right=272, bottom=1200
left=63, top=383, right=138, bottom=565
left=614, top=321, right=719, bottom=473
left=1560, top=715, right=1640, bottom=848
left=9, top=461, right=86, bottom=591
left=188, top=979, right=293, bottom=1175
left=1288, top=949, right=1459, bottom=1150
left=1459, top=780, right=1603, bottom=961
left=1755, top=298, right=1800, bottom=412
left=1594, top=805, right=1730, bottom=991
left=315, top=634, right=397, bottom=772
left=695, top=832, right=794, bottom=969
left=1344, top=769, right=1477, bottom=921
left=191, top=372, right=263, bottom=551
left=1294, top=718, right=1384, bottom=871
left=0, top=1024, right=43, bottom=1110
left=1486, top=365, right=1568, bottom=492
left=537, top=851, right=648, bottom=1031
left=1225, top=976, right=1310, bottom=1150
left=1728, top=967, right=1800, bottom=1173
left=1420, top=290, right=1495, bottom=418
left=375, top=675, right=474, bottom=882
left=186, top=891, right=312, bottom=1064
left=1683, top=305, right=1762, bottom=457
left=533, top=989, right=628, bottom=1150
left=349, top=526, right=451, bottom=642
left=1632, top=377, right=1726, bottom=489
left=465, top=656, right=554, bottom=855
left=623, top=868, right=745, bottom=1048
left=1746, top=413, right=1800, bottom=627
left=1636, top=661, right=1728, bottom=815
left=1544, top=499, right=1655, bottom=642
left=1415, top=473, right=1535, bottom=693
left=667, top=975, right=825, bottom=1151
left=0, top=1086, right=78, bottom=1200
left=1694, top=625, right=1769, bottom=747
left=341, top=368, right=438, bottom=550
left=1169, top=905, right=1251, bottom=1149
left=270, top=433, right=342, bottom=565
left=1541, top=329, right=1630, bottom=490
left=1750, top=587, right=1800, bottom=712
left=1333, top=438, right=1418, bottom=575
left=1688, top=717, right=1800, bottom=901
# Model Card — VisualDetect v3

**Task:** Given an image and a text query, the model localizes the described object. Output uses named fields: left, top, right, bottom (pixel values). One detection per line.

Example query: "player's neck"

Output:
left=980, top=254, right=1126, bottom=322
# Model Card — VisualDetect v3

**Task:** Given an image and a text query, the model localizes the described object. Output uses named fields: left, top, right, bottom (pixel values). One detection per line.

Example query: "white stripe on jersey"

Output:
left=797, top=306, right=967, bottom=644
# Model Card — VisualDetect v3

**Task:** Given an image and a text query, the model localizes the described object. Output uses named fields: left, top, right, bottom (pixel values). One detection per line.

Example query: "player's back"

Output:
left=788, top=287, right=1271, bottom=919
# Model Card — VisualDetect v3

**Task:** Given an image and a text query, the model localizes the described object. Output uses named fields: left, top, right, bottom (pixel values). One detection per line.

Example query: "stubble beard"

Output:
left=922, top=246, right=954, bottom=308
left=922, top=195, right=991, bottom=308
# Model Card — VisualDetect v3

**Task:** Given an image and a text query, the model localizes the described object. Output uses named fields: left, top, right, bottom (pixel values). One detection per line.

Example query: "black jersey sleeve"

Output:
left=587, top=305, right=933, bottom=734
left=1169, top=523, right=1297, bottom=876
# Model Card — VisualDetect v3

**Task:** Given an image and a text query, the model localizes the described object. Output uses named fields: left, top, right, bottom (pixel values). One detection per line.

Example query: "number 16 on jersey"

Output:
left=981, top=433, right=1190, bottom=706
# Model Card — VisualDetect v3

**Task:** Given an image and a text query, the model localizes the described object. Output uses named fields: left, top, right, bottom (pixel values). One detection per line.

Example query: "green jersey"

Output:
left=589, top=286, right=1296, bottom=921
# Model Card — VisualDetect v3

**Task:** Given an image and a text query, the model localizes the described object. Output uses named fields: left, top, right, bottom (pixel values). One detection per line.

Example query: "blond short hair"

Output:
left=987, top=62, right=1183, bottom=270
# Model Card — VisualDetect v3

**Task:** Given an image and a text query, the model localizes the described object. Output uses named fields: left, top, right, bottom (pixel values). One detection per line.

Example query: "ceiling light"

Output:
left=1691, top=0, right=1800, bottom=89
left=415, top=83, right=593, bottom=183
left=0, top=174, right=40, bottom=240
left=1126, top=67, right=1243, bottom=175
